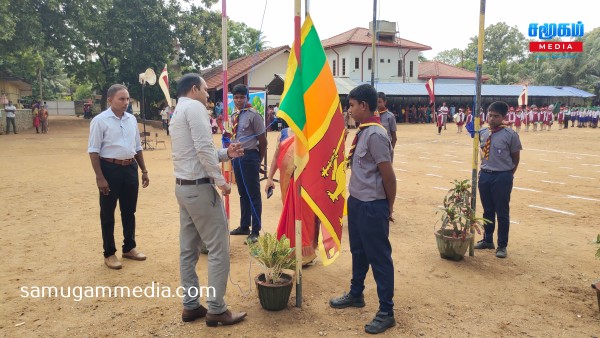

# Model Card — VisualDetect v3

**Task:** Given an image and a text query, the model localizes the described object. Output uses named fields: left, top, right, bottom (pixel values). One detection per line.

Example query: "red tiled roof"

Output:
left=418, top=61, right=490, bottom=81
left=202, top=45, right=290, bottom=90
left=321, top=27, right=431, bottom=51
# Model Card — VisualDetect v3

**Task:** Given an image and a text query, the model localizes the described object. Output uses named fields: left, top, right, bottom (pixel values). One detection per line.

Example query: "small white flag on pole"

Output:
left=159, top=64, right=172, bottom=105
left=518, top=86, right=528, bottom=106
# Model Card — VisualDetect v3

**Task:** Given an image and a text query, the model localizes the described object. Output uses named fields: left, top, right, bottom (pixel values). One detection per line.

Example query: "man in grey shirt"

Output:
left=170, top=73, right=246, bottom=326
left=474, top=101, right=522, bottom=259
left=377, top=92, right=397, bottom=159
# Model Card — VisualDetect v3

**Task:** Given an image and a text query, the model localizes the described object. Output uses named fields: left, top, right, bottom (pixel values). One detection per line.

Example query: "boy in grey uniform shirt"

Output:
left=474, top=101, right=522, bottom=258
left=377, top=92, right=397, bottom=160
left=330, top=84, right=397, bottom=334
left=228, top=84, right=267, bottom=243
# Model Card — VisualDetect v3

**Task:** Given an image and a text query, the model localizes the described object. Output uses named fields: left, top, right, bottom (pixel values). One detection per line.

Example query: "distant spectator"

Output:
left=5, top=101, right=17, bottom=134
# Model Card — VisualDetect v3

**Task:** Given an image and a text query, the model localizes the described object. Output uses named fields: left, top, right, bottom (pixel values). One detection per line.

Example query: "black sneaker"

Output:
left=474, top=240, right=495, bottom=250
left=230, top=227, right=250, bottom=235
left=496, top=247, right=507, bottom=258
left=365, top=311, right=396, bottom=334
left=329, top=293, right=365, bottom=309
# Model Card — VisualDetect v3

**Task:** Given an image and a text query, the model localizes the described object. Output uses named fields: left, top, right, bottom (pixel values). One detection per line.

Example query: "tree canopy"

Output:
left=0, top=0, right=266, bottom=111
left=433, top=22, right=600, bottom=96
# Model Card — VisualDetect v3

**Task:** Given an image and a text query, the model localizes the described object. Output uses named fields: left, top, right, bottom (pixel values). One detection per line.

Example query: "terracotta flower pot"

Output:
left=434, top=229, right=474, bottom=261
left=255, top=273, right=293, bottom=311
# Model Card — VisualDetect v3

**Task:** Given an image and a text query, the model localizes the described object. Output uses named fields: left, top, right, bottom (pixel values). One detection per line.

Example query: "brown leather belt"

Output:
left=101, top=157, right=134, bottom=166
left=176, top=178, right=213, bottom=185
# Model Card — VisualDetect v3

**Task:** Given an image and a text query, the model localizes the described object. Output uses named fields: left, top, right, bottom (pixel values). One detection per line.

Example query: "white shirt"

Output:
left=160, top=109, right=169, bottom=120
left=438, top=106, right=449, bottom=115
left=88, top=108, right=142, bottom=159
left=5, top=104, right=16, bottom=118
left=169, top=97, right=229, bottom=186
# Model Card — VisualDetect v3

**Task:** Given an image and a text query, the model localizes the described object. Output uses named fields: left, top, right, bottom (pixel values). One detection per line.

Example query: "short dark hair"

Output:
left=107, top=84, right=128, bottom=98
left=176, top=73, right=202, bottom=98
left=232, top=84, right=248, bottom=97
left=488, top=101, right=509, bottom=117
left=378, top=92, right=386, bottom=101
left=348, top=84, right=377, bottom=113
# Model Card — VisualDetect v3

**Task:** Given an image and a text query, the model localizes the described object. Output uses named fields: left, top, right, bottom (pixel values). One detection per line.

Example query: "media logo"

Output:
left=527, top=21, right=584, bottom=53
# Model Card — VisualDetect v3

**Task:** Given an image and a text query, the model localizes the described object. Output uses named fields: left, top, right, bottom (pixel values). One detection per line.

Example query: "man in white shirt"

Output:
left=5, top=101, right=17, bottom=134
left=169, top=73, right=246, bottom=326
left=88, top=84, right=150, bottom=270
left=160, top=106, right=170, bottom=134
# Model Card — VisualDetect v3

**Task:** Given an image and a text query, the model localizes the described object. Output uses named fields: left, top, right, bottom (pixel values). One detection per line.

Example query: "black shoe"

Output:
left=365, top=311, right=396, bottom=334
left=496, top=247, right=507, bottom=258
left=246, top=232, right=259, bottom=244
left=474, top=239, right=495, bottom=250
left=230, top=227, right=250, bottom=235
left=329, top=292, right=365, bottom=309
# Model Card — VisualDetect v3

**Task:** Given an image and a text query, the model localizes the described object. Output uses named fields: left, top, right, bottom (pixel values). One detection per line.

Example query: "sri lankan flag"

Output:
left=277, top=15, right=346, bottom=266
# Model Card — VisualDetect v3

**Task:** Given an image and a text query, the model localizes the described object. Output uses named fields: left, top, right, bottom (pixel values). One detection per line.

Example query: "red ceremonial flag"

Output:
left=518, top=86, right=528, bottom=106
left=425, top=78, right=435, bottom=104
left=159, top=64, right=172, bottom=106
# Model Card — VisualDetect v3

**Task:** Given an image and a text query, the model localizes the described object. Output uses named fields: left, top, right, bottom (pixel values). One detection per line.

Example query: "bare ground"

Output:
left=1, top=117, right=599, bottom=337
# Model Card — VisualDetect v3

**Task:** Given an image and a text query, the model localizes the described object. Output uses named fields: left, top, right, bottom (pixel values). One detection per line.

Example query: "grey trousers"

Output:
left=175, top=184, right=229, bottom=314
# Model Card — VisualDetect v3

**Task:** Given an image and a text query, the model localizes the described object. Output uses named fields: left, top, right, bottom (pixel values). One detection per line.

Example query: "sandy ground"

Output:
left=1, top=116, right=600, bottom=337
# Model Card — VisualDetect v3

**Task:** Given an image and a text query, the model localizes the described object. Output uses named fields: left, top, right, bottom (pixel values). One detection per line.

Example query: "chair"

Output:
left=155, top=132, right=166, bottom=149
left=140, top=131, right=154, bottom=150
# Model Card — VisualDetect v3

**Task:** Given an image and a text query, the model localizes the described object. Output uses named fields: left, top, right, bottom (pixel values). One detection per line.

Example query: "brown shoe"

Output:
left=104, top=255, right=122, bottom=269
left=205, top=309, right=247, bottom=327
left=122, top=248, right=146, bottom=261
left=182, top=305, right=208, bottom=322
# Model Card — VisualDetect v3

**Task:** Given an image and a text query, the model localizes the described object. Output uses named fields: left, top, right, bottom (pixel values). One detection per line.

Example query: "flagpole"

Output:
left=469, top=0, right=486, bottom=257
left=294, top=0, right=303, bottom=308
left=222, top=0, right=231, bottom=218
left=370, top=0, right=377, bottom=86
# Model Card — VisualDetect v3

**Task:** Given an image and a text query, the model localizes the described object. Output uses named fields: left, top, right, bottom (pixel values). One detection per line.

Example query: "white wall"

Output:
left=325, top=45, right=421, bottom=83
left=45, top=100, right=75, bottom=116
left=248, top=52, right=290, bottom=90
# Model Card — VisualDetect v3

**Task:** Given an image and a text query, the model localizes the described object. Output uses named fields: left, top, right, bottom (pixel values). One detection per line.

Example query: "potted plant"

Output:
left=248, top=232, right=296, bottom=311
left=435, top=179, right=489, bottom=261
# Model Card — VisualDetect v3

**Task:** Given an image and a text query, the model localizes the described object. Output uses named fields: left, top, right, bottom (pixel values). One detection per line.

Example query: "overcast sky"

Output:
left=205, top=0, right=597, bottom=59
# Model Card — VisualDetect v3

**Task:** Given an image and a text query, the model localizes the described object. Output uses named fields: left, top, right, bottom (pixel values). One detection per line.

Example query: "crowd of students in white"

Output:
left=451, top=104, right=600, bottom=133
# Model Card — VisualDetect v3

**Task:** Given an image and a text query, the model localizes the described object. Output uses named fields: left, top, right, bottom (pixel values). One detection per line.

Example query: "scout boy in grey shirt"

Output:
left=474, top=101, right=522, bottom=258
left=377, top=92, right=397, bottom=158
left=329, top=84, right=397, bottom=334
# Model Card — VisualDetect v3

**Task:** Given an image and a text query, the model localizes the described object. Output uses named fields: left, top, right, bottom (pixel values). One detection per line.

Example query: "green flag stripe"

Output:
left=300, top=25, right=326, bottom=90
left=279, top=67, right=306, bottom=130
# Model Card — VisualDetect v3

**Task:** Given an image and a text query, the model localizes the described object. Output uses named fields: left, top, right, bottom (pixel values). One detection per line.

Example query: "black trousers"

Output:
left=99, top=161, right=139, bottom=257
left=348, top=196, right=394, bottom=315
left=232, top=150, right=262, bottom=233
left=478, top=171, right=513, bottom=248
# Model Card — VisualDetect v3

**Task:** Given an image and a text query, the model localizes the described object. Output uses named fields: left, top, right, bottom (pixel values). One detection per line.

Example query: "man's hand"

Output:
left=141, top=173, right=149, bottom=188
left=227, top=142, right=244, bottom=159
left=389, top=205, right=395, bottom=223
left=218, top=183, right=231, bottom=195
left=96, top=177, right=110, bottom=195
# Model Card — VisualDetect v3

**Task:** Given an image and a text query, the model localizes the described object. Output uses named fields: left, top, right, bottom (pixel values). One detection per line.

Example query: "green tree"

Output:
left=463, top=22, right=528, bottom=83
left=434, top=48, right=464, bottom=66
left=73, top=83, right=94, bottom=101
left=228, top=21, right=269, bottom=60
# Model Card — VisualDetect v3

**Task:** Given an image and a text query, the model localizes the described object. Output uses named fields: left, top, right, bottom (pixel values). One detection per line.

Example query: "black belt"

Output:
left=480, top=169, right=510, bottom=174
left=175, top=178, right=213, bottom=185
left=243, top=149, right=259, bottom=154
